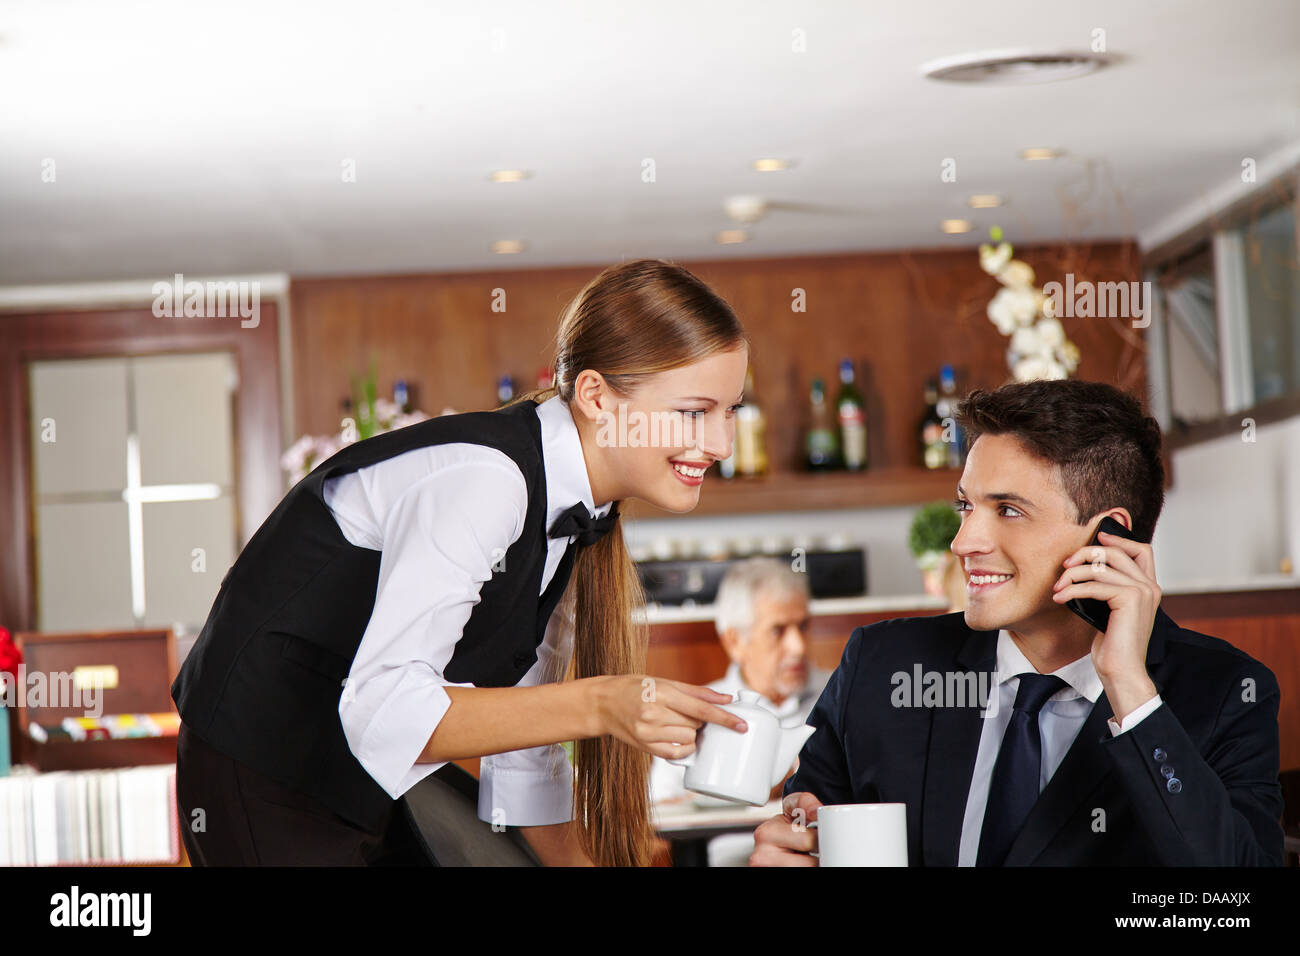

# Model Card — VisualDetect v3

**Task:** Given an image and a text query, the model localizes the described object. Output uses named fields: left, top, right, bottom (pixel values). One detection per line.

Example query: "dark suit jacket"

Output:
left=784, top=609, right=1285, bottom=865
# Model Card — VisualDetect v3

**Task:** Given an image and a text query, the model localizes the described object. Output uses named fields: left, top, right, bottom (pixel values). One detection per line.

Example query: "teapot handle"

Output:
left=666, top=726, right=705, bottom=767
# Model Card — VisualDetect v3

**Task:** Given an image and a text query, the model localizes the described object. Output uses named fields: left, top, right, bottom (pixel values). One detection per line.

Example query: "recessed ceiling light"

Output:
left=752, top=159, right=794, bottom=172
left=968, top=194, right=1002, bottom=209
left=716, top=230, right=749, bottom=244
left=1019, top=147, right=1062, bottom=161
left=490, top=169, right=531, bottom=182
left=921, top=49, right=1113, bottom=84
left=941, top=219, right=972, bottom=235
left=492, top=239, right=526, bottom=254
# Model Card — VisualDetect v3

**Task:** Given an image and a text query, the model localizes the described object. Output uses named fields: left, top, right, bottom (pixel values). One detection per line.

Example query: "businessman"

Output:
left=751, top=379, right=1284, bottom=866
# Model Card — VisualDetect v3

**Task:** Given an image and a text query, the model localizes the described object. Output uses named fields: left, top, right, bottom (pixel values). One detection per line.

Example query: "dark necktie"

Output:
left=547, top=501, right=620, bottom=546
left=976, top=672, right=1068, bottom=867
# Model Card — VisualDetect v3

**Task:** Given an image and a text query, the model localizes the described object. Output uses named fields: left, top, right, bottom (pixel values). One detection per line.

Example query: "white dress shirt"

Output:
left=957, top=629, right=1164, bottom=865
left=322, top=396, right=611, bottom=828
left=648, top=661, right=832, bottom=804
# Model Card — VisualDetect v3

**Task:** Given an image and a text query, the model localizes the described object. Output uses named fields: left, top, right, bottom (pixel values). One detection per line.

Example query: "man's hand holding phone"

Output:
left=1052, top=515, right=1161, bottom=723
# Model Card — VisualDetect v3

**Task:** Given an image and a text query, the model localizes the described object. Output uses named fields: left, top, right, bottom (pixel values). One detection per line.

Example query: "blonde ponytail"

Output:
left=503, top=259, right=746, bottom=865
left=571, top=522, right=654, bottom=866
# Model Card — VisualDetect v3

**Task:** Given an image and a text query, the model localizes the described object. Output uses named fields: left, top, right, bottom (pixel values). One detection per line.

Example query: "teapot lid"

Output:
left=729, top=689, right=776, bottom=720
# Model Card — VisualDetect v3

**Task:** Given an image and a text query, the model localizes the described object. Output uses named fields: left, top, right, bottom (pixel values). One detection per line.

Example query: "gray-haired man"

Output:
left=650, top=557, right=832, bottom=809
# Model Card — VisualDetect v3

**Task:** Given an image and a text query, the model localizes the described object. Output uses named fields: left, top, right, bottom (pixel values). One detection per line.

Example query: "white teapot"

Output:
left=669, top=690, right=817, bottom=806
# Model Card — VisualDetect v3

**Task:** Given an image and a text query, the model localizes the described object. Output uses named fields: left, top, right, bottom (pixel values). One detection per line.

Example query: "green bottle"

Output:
left=836, top=359, right=868, bottom=471
left=806, top=378, right=841, bottom=471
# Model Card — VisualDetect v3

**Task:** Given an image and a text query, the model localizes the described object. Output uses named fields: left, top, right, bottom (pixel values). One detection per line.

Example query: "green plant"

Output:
left=351, top=354, right=379, bottom=440
left=909, top=501, right=961, bottom=565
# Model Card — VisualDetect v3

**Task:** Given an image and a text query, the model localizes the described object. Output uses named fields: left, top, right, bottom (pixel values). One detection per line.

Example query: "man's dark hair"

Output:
left=955, top=379, right=1166, bottom=541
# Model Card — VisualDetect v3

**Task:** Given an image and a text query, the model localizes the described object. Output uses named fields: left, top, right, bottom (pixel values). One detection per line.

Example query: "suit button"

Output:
left=1152, top=747, right=1167, bottom=762
left=1166, top=777, right=1182, bottom=793
left=1160, top=764, right=1174, bottom=779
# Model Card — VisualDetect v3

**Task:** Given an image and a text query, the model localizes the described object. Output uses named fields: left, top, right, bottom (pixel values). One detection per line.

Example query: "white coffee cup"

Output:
left=808, top=803, right=908, bottom=867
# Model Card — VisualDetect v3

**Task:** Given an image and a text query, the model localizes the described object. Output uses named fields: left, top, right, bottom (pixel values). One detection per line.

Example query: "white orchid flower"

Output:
left=987, top=290, right=1020, bottom=335
left=997, top=260, right=1036, bottom=289
left=1006, top=287, right=1041, bottom=326
left=1036, top=316, right=1066, bottom=348
left=1010, top=325, right=1044, bottom=357
left=372, top=397, right=401, bottom=426
left=979, top=242, right=1013, bottom=276
left=279, top=435, right=318, bottom=475
left=1012, top=355, right=1051, bottom=382
left=1041, top=289, right=1058, bottom=319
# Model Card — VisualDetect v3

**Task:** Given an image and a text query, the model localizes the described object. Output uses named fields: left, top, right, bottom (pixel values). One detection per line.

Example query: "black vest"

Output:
left=170, top=400, right=579, bottom=832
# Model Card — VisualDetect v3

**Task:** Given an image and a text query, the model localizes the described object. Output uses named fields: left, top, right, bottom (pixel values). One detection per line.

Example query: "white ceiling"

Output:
left=1, top=0, right=1297, bottom=284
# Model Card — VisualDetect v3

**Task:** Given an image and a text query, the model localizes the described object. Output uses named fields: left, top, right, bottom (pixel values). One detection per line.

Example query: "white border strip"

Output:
left=0, top=274, right=289, bottom=312
left=1138, top=140, right=1300, bottom=253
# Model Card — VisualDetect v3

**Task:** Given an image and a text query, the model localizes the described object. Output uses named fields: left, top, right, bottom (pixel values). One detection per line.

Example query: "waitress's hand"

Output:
left=591, top=676, right=745, bottom=760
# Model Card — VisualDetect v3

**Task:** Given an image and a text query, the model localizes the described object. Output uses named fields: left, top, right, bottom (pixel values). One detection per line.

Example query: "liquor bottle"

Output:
left=717, top=445, right=736, bottom=479
left=934, top=365, right=965, bottom=468
left=919, top=379, right=946, bottom=469
left=536, top=367, right=554, bottom=391
left=836, top=359, right=868, bottom=471
left=805, top=377, right=841, bottom=471
left=734, top=367, right=768, bottom=477
left=394, top=380, right=411, bottom=414
left=496, top=375, right=515, bottom=407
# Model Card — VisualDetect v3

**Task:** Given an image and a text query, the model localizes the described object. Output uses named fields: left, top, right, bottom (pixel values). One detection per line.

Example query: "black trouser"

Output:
left=176, top=721, right=433, bottom=866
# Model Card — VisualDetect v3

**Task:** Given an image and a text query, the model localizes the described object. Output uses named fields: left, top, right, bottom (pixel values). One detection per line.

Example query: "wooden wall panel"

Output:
left=289, top=243, right=1144, bottom=472
left=1174, top=614, right=1300, bottom=772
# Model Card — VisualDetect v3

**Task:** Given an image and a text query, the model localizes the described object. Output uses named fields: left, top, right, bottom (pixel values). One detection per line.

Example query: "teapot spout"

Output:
left=772, top=723, right=817, bottom=788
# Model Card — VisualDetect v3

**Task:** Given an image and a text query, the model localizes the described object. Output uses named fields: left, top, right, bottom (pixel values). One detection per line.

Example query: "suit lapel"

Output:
left=921, top=625, right=997, bottom=866
left=1001, top=609, right=1174, bottom=865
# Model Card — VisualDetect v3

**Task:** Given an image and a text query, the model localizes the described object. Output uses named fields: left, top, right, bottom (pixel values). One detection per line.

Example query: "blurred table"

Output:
left=652, top=798, right=782, bottom=867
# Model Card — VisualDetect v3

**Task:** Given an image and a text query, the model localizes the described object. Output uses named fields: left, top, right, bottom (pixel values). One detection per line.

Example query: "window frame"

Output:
left=1144, top=169, right=1300, bottom=450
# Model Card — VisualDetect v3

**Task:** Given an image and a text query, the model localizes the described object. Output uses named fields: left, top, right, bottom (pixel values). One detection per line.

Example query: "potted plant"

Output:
left=909, top=502, right=963, bottom=606
left=280, top=359, right=431, bottom=488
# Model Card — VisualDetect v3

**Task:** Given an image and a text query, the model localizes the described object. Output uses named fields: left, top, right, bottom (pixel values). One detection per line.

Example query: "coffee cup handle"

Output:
left=804, top=820, right=820, bottom=860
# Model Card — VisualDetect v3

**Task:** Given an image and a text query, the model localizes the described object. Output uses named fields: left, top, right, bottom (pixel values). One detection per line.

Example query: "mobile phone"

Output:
left=1065, top=515, right=1145, bottom=633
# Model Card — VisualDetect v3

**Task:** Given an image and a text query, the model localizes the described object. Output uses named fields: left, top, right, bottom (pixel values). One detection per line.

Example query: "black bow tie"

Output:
left=548, top=501, right=620, bottom=546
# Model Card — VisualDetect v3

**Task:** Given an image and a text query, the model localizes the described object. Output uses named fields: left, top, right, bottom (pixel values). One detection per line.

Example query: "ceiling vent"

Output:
left=921, top=49, right=1114, bottom=84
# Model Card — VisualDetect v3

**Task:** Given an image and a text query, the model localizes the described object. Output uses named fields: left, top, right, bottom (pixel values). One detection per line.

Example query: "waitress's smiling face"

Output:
left=582, top=346, right=748, bottom=513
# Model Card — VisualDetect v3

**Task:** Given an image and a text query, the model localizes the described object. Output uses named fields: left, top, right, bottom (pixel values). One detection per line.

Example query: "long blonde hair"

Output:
left=508, top=258, right=747, bottom=865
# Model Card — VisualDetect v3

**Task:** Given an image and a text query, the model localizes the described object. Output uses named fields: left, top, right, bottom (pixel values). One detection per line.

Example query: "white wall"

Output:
left=1152, top=413, right=1300, bottom=588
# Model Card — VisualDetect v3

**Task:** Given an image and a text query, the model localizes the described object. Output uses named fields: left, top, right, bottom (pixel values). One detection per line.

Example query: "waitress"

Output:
left=172, top=258, right=752, bottom=866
